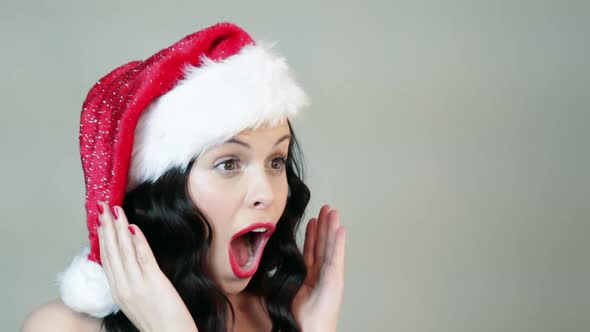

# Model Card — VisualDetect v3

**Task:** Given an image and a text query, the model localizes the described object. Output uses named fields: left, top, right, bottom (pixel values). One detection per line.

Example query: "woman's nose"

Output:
left=247, top=171, right=274, bottom=209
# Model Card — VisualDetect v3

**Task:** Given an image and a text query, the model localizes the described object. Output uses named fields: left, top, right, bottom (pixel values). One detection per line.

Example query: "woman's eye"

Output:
left=271, top=156, right=287, bottom=170
left=215, top=159, right=241, bottom=172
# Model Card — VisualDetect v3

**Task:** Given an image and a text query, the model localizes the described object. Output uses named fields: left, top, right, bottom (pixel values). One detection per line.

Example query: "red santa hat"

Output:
left=56, top=22, right=308, bottom=318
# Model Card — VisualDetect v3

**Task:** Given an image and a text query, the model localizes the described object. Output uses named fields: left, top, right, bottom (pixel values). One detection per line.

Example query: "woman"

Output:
left=23, top=22, right=346, bottom=332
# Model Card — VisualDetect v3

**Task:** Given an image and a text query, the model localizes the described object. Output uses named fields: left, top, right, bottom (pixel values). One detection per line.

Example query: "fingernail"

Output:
left=128, top=225, right=136, bottom=235
left=112, top=206, right=119, bottom=219
left=97, top=218, right=101, bottom=227
left=96, top=202, right=104, bottom=215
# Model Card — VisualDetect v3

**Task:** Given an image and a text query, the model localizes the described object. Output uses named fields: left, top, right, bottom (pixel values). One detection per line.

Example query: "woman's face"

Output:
left=187, top=120, right=291, bottom=294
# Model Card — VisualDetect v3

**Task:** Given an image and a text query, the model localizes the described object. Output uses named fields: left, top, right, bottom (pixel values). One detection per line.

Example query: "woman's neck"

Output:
left=225, top=291, right=272, bottom=331
left=226, top=290, right=257, bottom=311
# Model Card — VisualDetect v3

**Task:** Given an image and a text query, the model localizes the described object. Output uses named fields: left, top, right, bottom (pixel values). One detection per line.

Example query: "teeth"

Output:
left=251, top=227, right=267, bottom=233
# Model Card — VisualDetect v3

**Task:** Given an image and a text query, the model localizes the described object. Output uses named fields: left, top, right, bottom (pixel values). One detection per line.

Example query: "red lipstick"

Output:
left=228, top=222, right=275, bottom=278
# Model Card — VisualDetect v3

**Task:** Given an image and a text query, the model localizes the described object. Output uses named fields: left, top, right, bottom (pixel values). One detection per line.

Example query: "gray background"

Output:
left=1, top=0, right=589, bottom=331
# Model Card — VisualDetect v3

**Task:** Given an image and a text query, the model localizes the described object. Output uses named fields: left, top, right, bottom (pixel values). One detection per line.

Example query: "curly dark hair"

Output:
left=101, top=121, right=310, bottom=332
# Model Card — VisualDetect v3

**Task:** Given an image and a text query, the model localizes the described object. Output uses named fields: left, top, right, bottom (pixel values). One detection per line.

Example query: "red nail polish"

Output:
left=96, top=202, right=104, bottom=215
left=112, top=206, right=119, bottom=219
left=128, top=225, right=136, bottom=235
left=97, top=219, right=101, bottom=227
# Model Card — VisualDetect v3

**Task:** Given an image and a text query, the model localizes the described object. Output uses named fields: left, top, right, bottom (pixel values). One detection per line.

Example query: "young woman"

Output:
left=23, top=22, right=346, bottom=332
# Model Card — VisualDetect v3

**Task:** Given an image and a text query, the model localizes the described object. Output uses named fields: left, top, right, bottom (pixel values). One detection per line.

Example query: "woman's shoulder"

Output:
left=22, top=298, right=103, bottom=332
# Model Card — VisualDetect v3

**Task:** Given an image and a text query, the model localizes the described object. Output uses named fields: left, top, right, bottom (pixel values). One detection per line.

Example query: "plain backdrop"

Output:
left=1, top=1, right=589, bottom=331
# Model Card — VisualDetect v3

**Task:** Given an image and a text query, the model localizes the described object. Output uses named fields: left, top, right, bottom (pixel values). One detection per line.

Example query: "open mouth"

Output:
left=229, top=223, right=275, bottom=278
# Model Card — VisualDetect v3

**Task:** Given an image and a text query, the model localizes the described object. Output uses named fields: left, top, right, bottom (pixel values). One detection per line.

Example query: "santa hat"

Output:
left=56, top=22, right=308, bottom=318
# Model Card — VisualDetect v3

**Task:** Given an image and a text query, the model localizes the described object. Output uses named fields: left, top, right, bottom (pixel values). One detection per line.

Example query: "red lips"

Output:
left=228, top=222, right=275, bottom=278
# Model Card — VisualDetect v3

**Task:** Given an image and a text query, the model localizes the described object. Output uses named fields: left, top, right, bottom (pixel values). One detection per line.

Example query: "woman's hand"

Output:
left=293, top=204, right=347, bottom=332
left=97, top=201, right=199, bottom=332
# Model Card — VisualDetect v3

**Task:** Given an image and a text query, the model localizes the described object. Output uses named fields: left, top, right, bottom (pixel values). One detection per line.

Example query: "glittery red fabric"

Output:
left=79, top=22, right=254, bottom=264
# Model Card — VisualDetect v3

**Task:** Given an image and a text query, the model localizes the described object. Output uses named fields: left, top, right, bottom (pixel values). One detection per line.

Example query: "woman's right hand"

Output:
left=97, top=201, right=199, bottom=332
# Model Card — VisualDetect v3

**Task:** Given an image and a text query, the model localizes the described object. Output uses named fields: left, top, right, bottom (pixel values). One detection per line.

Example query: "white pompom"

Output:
left=56, top=247, right=120, bottom=318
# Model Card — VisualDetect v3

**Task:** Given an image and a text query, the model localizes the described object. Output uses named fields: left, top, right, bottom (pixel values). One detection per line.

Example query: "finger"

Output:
left=324, top=209, right=341, bottom=264
left=112, top=206, right=143, bottom=284
left=98, top=221, right=115, bottom=285
left=321, top=211, right=346, bottom=291
left=302, top=218, right=317, bottom=267
left=322, top=226, right=347, bottom=306
left=332, top=226, right=347, bottom=280
left=314, top=204, right=332, bottom=264
left=128, top=224, right=160, bottom=276
left=98, top=201, right=127, bottom=289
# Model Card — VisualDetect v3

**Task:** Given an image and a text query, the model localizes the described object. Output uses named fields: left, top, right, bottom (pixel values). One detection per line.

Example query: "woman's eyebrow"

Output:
left=224, top=134, right=291, bottom=149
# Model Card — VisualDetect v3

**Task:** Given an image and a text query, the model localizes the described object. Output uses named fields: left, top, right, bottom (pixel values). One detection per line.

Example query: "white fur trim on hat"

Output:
left=56, top=247, right=119, bottom=318
left=126, top=42, right=309, bottom=191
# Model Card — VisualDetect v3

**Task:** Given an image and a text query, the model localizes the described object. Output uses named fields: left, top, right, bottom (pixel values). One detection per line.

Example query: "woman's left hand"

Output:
left=293, top=204, right=347, bottom=332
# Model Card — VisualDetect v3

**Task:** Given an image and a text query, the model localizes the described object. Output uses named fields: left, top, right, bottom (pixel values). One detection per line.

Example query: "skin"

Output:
left=22, top=121, right=347, bottom=332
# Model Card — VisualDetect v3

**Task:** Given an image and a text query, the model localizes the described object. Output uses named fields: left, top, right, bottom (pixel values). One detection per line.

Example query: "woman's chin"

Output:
left=217, top=275, right=253, bottom=295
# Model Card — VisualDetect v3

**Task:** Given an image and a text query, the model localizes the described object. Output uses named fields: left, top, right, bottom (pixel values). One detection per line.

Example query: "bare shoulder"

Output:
left=22, top=298, right=103, bottom=332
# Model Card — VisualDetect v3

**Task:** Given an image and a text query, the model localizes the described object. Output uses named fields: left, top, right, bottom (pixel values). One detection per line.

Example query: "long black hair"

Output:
left=101, top=121, right=310, bottom=332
